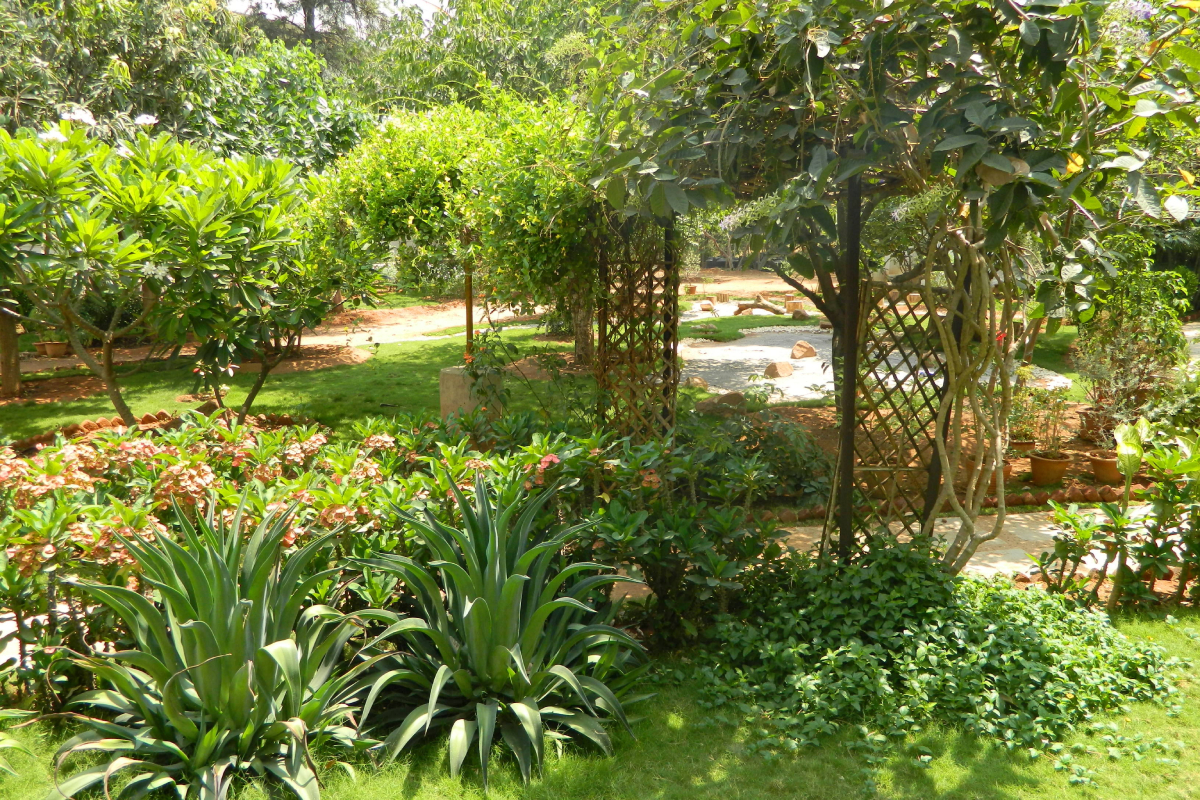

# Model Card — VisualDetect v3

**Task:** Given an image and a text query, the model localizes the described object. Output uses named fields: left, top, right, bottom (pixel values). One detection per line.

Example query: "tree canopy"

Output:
left=585, top=0, right=1200, bottom=325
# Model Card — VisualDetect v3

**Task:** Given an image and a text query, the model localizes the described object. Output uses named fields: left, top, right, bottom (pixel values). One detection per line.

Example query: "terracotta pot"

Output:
left=964, top=458, right=1014, bottom=492
left=42, top=341, right=70, bottom=358
left=1009, top=440, right=1036, bottom=455
left=1077, top=408, right=1110, bottom=444
left=1029, top=453, right=1072, bottom=486
left=33, top=341, right=48, bottom=356
left=1088, top=451, right=1122, bottom=485
left=684, top=285, right=697, bottom=295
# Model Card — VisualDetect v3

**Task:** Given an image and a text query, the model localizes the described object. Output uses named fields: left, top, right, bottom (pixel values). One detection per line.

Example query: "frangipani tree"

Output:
left=0, top=124, right=159, bottom=424
left=1, top=124, right=325, bottom=425
left=585, top=0, right=1200, bottom=567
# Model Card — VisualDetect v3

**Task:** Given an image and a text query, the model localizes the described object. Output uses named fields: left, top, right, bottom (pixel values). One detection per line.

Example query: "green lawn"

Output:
left=1, top=612, right=1197, bottom=800
left=0, top=330, right=552, bottom=441
left=1028, top=324, right=1084, bottom=401
left=0, top=320, right=1079, bottom=442
left=680, top=314, right=821, bottom=342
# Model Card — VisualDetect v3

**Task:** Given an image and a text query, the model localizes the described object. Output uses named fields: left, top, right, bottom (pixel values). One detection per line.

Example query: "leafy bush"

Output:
left=697, top=540, right=1175, bottom=752
left=1036, top=434, right=1200, bottom=608
left=54, top=501, right=391, bottom=800
left=358, top=473, right=648, bottom=790
left=0, top=406, right=823, bottom=692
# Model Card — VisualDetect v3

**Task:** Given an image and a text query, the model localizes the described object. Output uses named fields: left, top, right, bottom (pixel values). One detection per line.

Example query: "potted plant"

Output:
left=1007, top=372, right=1038, bottom=454
left=1029, top=387, right=1071, bottom=486
left=1089, top=429, right=1123, bottom=484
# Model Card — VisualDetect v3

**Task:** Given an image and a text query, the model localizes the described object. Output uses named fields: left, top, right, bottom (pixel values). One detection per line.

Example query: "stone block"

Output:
left=764, top=361, right=793, bottom=378
left=439, top=365, right=503, bottom=418
left=790, top=341, right=817, bottom=359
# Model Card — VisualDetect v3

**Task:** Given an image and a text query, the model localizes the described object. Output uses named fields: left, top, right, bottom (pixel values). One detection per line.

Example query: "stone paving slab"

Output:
left=780, top=509, right=1135, bottom=578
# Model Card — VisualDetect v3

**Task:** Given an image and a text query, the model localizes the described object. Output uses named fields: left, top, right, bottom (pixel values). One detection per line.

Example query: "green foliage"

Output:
left=56, top=501, right=391, bottom=800
left=587, top=0, right=1200, bottom=328
left=0, top=0, right=364, bottom=168
left=0, top=124, right=328, bottom=423
left=458, top=97, right=600, bottom=314
left=697, top=541, right=1176, bottom=753
left=0, top=0, right=248, bottom=136
left=1036, top=434, right=1200, bottom=609
left=336, top=0, right=594, bottom=111
left=307, top=95, right=602, bottom=325
left=357, top=474, right=648, bottom=791
left=1075, top=258, right=1189, bottom=426
left=304, top=104, right=490, bottom=294
left=180, top=38, right=368, bottom=172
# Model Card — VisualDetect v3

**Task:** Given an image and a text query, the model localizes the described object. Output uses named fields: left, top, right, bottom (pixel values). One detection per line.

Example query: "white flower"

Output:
left=61, top=107, right=96, bottom=126
left=38, top=129, right=68, bottom=143
left=134, top=114, right=158, bottom=126
left=141, top=263, right=169, bottom=281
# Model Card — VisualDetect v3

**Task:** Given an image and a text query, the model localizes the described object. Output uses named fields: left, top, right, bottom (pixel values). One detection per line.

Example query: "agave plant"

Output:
left=358, top=472, right=649, bottom=790
left=53, top=499, right=395, bottom=800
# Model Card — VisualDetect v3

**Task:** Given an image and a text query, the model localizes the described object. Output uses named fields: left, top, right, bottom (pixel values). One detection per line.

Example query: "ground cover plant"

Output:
left=699, top=542, right=1176, bottom=760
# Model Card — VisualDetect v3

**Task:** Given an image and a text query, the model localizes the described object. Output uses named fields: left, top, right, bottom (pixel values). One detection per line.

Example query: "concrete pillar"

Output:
left=439, top=366, right=503, bottom=418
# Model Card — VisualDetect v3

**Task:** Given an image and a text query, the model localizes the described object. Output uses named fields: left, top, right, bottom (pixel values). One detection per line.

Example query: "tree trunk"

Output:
left=238, top=353, right=282, bottom=425
left=101, top=338, right=137, bottom=426
left=1022, top=317, right=1044, bottom=365
left=64, top=322, right=137, bottom=426
left=571, top=294, right=594, bottom=367
left=303, top=0, right=317, bottom=40
left=0, top=311, right=21, bottom=398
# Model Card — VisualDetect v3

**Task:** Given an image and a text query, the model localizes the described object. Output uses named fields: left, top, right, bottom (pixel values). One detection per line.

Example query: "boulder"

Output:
left=790, top=340, right=817, bottom=359
left=683, top=376, right=709, bottom=390
left=695, top=391, right=747, bottom=416
left=792, top=308, right=811, bottom=320
left=764, top=361, right=793, bottom=378
left=80, top=420, right=98, bottom=433
left=819, top=319, right=833, bottom=330
left=140, top=412, right=158, bottom=425
left=777, top=508, right=798, bottom=524
left=156, top=410, right=171, bottom=421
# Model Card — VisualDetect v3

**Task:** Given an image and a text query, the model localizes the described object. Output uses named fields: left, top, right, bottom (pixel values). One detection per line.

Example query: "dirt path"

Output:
left=305, top=301, right=531, bottom=347
left=685, top=267, right=810, bottom=297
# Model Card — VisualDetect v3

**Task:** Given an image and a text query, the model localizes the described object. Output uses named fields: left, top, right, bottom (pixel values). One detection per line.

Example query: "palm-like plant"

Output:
left=359, top=472, right=649, bottom=790
left=54, top=499, right=393, bottom=800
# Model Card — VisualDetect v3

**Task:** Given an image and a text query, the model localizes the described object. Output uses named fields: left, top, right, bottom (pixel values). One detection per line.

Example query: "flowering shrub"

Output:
left=0, top=407, right=828, bottom=703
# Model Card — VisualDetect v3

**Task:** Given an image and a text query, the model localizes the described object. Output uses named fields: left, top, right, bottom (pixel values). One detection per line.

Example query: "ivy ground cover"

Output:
left=2, top=612, right=1198, bottom=800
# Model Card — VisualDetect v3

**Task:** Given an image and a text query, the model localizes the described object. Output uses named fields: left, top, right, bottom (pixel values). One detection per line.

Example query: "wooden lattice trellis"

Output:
left=824, top=204, right=1023, bottom=570
left=843, top=282, right=950, bottom=538
left=594, top=218, right=680, bottom=442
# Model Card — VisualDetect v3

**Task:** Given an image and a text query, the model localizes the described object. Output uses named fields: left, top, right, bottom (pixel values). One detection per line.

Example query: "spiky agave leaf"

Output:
left=54, top=492, right=387, bottom=800
left=359, top=469, right=651, bottom=791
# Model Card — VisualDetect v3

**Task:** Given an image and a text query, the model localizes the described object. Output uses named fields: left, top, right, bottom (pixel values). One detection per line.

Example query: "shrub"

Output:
left=357, top=473, right=648, bottom=790
left=1075, top=261, right=1189, bottom=432
left=55, top=500, right=392, bottom=800
left=697, top=540, right=1175, bottom=752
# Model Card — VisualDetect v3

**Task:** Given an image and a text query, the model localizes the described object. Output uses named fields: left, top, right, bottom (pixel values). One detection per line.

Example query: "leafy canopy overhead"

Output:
left=586, top=0, right=1200, bottom=321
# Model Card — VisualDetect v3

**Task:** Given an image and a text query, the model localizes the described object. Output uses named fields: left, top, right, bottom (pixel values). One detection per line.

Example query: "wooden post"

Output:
left=465, top=266, right=473, bottom=355
left=836, top=173, right=862, bottom=561
left=0, top=307, right=21, bottom=399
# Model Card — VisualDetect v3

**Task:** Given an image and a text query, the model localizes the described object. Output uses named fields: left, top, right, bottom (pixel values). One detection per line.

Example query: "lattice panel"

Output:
left=595, top=219, right=680, bottom=442
left=848, top=282, right=948, bottom=538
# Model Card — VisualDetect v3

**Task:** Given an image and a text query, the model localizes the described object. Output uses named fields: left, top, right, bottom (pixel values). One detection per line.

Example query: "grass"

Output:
left=680, top=314, right=821, bottom=342
left=1, top=611, right=1198, bottom=800
left=0, top=330, right=554, bottom=441
left=1028, top=324, right=1084, bottom=401
left=0, top=318, right=1079, bottom=443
